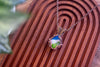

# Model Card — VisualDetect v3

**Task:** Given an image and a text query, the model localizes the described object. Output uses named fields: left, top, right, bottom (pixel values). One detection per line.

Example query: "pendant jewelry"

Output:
left=48, top=25, right=66, bottom=49
left=48, top=34, right=62, bottom=49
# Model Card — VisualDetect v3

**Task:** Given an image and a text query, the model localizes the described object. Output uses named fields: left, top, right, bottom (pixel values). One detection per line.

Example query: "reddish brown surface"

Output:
left=0, top=0, right=100, bottom=67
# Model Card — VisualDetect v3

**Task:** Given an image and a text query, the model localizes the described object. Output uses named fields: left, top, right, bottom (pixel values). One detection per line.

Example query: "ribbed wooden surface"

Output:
left=0, top=0, right=100, bottom=67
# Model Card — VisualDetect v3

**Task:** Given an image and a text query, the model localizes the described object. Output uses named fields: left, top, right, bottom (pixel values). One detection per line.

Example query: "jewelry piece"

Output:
left=48, top=34, right=62, bottom=49
left=48, top=0, right=100, bottom=49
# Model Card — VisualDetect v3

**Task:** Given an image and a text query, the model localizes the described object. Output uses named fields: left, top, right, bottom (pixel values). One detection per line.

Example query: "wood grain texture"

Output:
left=0, top=0, right=100, bottom=67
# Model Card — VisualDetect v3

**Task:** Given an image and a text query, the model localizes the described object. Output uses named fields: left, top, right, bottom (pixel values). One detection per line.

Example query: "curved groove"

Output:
left=87, top=0, right=100, bottom=66
left=69, top=1, right=91, bottom=67
left=78, top=1, right=96, bottom=67
left=81, top=1, right=100, bottom=67
left=69, top=1, right=95, bottom=67
left=64, top=3, right=88, bottom=67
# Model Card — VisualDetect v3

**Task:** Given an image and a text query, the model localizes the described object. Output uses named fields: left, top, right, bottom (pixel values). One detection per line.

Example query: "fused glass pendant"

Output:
left=48, top=34, right=62, bottom=49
